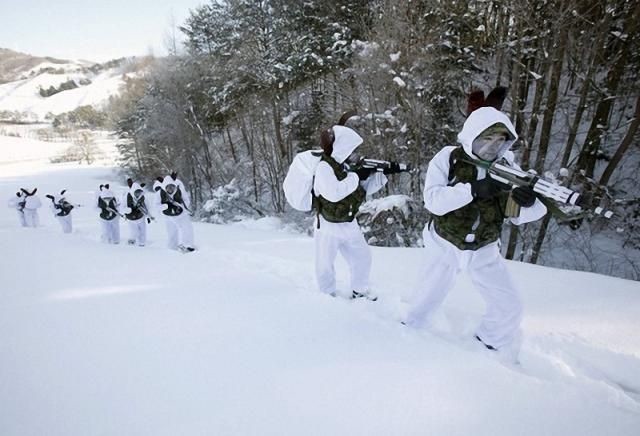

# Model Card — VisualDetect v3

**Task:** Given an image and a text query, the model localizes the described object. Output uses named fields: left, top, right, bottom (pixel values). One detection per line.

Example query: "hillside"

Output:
left=0, top=48, right=78, bottom=84
left=0, top=48, right=142, bottom=120
left=0, top=136, right=639, bottom=435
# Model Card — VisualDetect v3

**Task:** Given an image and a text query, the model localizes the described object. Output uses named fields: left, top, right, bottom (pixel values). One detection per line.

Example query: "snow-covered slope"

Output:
left=0, top=52, right=134, bottom=119
left=1, top=141, right=639, bottom=436
left=0, top=69, right=125, bottom=119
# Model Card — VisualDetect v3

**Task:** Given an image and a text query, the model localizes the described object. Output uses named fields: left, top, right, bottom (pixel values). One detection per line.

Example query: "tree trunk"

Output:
left=529, top=214, right=551, bottom=264
left=599, top=94, right=640, bottom=186
left=521, top=39, right=551, bottom=169
left=534, top=26, right=567, bottom=173
left=559, top=19, right=606, bottom=169
left=505, top=224, right=520, bottom=260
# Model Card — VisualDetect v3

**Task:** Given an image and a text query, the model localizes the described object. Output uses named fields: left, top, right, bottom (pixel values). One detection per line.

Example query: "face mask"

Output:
left=472, top=133, right=508, bottom=161
left=166, top=185, right=176, bottom=195
left=134, top=190, right=144, bottom=199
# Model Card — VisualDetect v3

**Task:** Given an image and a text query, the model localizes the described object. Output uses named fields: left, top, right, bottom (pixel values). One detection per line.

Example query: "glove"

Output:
left=470, top=177, right=508, bottom=199
left=383, top=162, right=402, bottom=175
left=511, top=186, right=536, bottom=208
left=355, top=167, right=375, bottom=180
left=147, top=218, right=151, bottom=224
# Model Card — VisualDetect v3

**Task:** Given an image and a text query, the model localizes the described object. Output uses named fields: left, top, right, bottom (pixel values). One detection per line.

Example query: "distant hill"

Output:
left=0, top=48, right=149, bottom=121
left=0, top=48, right=81, bottom=84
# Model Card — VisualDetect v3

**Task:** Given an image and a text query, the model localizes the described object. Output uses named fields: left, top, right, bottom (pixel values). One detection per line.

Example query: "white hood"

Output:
left=457, top=107, right=517, bottom=160
left=163, top=175, right=178, bottom=190
left=330, top=125, right=363, bottom=164
left=54, top=191, right=67, bottom=203
left=99, top=189, right=115, bottom=199
left=128, top=182, right=144, bottom=197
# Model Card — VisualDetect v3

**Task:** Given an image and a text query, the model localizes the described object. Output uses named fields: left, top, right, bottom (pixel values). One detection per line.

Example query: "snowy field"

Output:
left=1, top=136, right=640, bottom=436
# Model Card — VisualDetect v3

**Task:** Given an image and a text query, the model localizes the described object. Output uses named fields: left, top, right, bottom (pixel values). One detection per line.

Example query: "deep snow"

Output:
left=1, top=136, right=639, bottom=436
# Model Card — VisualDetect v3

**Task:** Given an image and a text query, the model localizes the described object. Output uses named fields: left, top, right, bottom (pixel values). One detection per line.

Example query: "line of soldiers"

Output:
left=6, top=173, right=196, bottom=253
left=95, top=173, right=195, bottom=252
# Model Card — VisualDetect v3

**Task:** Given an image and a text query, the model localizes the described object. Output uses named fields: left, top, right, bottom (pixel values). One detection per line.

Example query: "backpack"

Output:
left=283, top=150, right=323, bottom=211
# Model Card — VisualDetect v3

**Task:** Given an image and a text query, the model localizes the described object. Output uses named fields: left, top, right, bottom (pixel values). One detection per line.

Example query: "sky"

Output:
left=0, top=0, right=206, bottom=62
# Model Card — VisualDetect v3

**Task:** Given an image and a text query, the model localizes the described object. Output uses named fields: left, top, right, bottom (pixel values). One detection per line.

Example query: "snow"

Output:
left=0, top=69, right=127, bottom=119
left=393, top=77, right=407, bottom=88
left=529, top=71, right=543, bottom=80
left=359, top=194, right=412, bottom=220
left=1, top=138, right=640, bottom=435
left=0, top=135, right=71, bottom=164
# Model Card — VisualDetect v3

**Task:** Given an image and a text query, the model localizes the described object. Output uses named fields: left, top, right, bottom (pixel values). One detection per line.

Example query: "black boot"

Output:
left=351, top=290, right=378, bottom=302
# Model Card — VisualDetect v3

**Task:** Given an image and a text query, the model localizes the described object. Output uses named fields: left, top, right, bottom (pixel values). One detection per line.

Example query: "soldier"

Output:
left=45, top=190, right=74, bottom=233
left=313, top=120, right=388, bottom=300
left=7, top=191, right=27, bottom=227
left=20, top=188, right=42, bottom=227
left=97, top=184, right=121, bottom=244
left=123, top=179, right=152, bottom=247
left=404, top=88, right=547, bottom=356
left=158, top=173, right=195, bottom=252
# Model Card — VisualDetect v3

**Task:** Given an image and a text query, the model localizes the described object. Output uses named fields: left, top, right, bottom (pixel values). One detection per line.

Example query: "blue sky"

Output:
left=0, top=0, right=206, bottom=61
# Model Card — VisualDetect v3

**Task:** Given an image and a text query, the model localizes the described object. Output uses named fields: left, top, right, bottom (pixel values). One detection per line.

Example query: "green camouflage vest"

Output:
left=315, top=154, right=366, bottom=224
left=432, top=147, right=508, bottom=250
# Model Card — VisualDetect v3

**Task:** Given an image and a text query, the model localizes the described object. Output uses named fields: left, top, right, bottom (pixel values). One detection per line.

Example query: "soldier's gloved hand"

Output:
left=355, top=167, right=375, bottom=180
left=383, top=162, right=402, bottom=175
left=470, top=177, right=507, bottom=199
left=511, top=186, right=536, bottom=207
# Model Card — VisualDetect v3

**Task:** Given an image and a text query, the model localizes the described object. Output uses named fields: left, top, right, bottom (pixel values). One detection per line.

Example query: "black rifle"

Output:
left=461, top=155, right=614, bottom=221
left=133, top=197, right=155, bottom=222
left=349, top=158, right=411, bottom=174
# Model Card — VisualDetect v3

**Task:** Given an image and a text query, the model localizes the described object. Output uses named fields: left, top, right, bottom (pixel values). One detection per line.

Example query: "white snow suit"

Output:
left=22, top=191, right=42, bottom=227
left=123, top=182, right=149, bottom=247
left=49, top=192, right=74, bottom=234
left=406, top=107, right=547, bottom=350
left=97, top=188, right=120, bottom=244
left=7, top=194, right=27, bottom=227
left=160, top=176, right=194, bottom=250
left=312, top=125, right=387, bottom=296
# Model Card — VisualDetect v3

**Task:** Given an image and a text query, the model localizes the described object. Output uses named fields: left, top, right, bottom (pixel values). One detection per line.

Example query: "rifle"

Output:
left=461, top=155, right=614, bottom=221
left=135, top=198, right=155, bottom=222
left=349, top=158, right=411, bottom=174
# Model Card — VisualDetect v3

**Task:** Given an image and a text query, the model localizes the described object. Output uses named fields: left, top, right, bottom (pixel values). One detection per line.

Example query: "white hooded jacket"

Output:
left=424, top=107, right=546, bottom=226
left=313, top=125, right=387, bottom=203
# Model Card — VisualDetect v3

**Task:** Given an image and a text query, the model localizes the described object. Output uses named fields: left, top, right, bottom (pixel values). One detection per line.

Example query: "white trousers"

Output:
left=100, top=219, right=120, bottom=244
left=23, top=209, right=39, bottom=227
left=314, top=219, right=372, bottom=295
left=406, top=225, right=523, bottom=350
left=165, top=213, right=194, bottom=249
left=127, top=218, right=147, bottom=246
left=16, top=210, right=27, bottom=227
left=57, top=215, right=72, bottom=233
